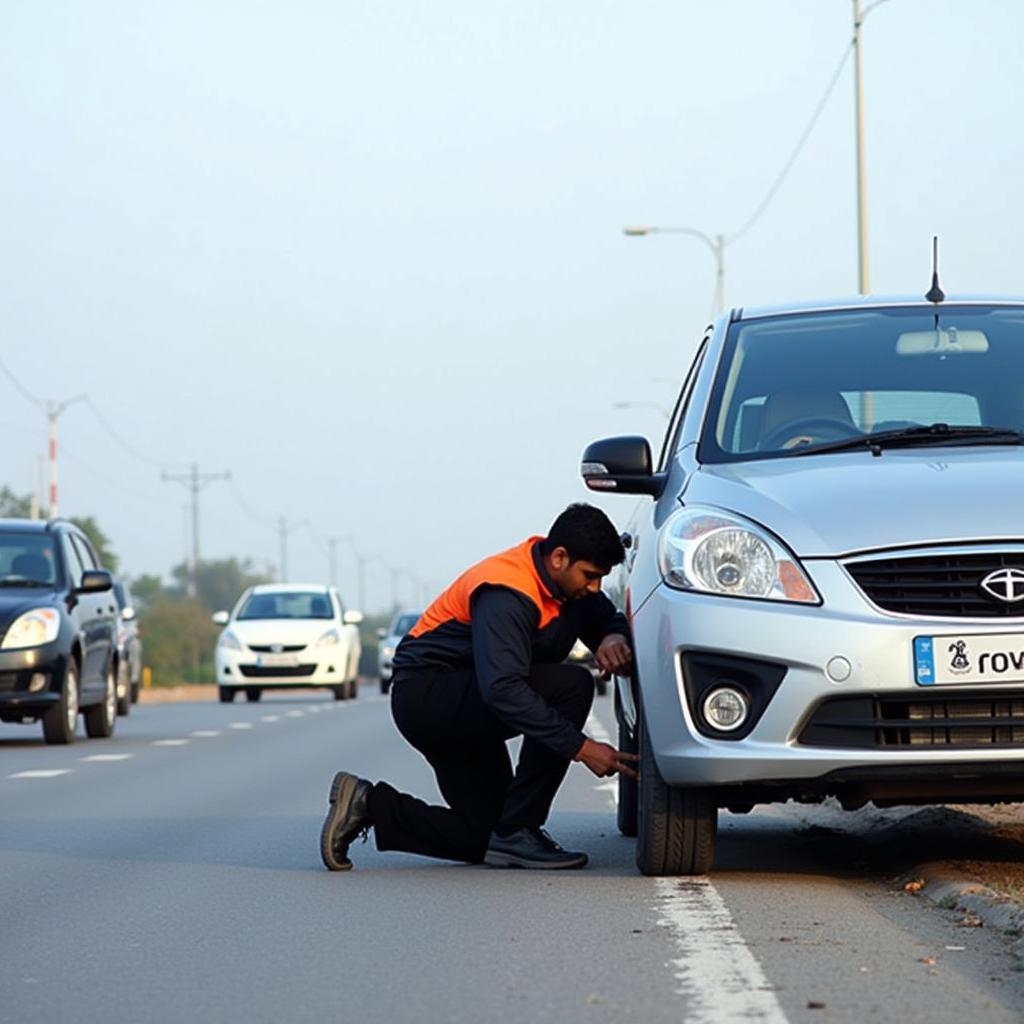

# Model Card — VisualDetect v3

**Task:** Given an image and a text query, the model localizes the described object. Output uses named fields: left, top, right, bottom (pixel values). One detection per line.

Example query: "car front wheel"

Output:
left=635, top=698, right=716, bottom=876
left=84, top=664, right=117, bottom=739
left=219, top=687, right=237, bottom=703
left=43, top=659, right=79, bottom=745
left=116, top=662, right=131, bottom=717
left=245, top=688, right=262, bottom=703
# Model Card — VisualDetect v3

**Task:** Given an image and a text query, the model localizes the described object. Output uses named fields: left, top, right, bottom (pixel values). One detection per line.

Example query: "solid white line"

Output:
left=655, top=879, right=788, bottom=1023
left=80, top=754, right=134, bottom=762
left=8, top=769, right=71, bottom=779
left=191, top=730, right=220, bottom=737
left=261, top=715, right=280, bottom=723
left=152, top=739, right=190, bottom=747
left=229, top=722, right=254, bottom=730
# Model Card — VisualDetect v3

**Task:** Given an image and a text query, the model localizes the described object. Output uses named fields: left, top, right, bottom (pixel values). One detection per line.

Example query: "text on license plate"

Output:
left=914, top=633, right=1024, bottom=686
left=255, top=653, right=299, bottom=668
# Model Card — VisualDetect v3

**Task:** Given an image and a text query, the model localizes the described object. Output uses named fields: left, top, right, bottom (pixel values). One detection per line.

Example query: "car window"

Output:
left=0, top=533, right=59, bottom=584
left=61, top=535, right=86, bottom=587
left=391, top=612, right=420, bottom=636
left=702, top=306, right=1024, bottom=462
left=658, top=335, right=709, bottom=472
left=236, top=591, right=334, bottom=620
left=71, top=534, right=98, bottom=570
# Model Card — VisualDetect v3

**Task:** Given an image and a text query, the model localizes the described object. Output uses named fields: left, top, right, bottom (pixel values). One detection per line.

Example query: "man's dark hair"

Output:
left=541, top=503, right=625, bottom=570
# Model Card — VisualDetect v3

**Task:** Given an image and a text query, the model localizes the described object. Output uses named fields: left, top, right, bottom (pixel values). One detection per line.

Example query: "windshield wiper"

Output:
left=0, top=577, right=53, bottom=587
left=784, top=424, right=1024, bottom=458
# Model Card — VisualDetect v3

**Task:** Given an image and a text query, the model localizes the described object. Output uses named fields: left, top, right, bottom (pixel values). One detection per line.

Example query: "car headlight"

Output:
left=317, top=629, right=340, bottom=647
left=657, top=507, right=819, bottom=603
left=218, top=630, right=242, bottom=650
left=380, top=644, right=396, bottom=660
left=1, top=608, right=60, bottom=649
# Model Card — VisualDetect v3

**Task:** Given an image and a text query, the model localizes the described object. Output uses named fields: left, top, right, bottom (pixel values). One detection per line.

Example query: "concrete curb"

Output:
left=909, top=862, right=1024, bottom=962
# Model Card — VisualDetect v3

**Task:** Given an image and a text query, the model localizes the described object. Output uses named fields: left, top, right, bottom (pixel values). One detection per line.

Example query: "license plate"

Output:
left=914, top=633, right=1024, bottom=686
left=255, top=653, right=299, bottom=668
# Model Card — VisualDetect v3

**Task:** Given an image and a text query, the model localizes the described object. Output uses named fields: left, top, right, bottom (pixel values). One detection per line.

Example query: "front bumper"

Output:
left=634, top=561, right=1024, bottom=789
left=215, top=647, right=346, bottom=687
left=0, top=642, right=66, bottom=716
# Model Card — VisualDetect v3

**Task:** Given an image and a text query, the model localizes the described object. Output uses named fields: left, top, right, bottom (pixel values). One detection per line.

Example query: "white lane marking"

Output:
left=152, top=739, right=190, bottom=747
left=307, top=706, right=322, bottom=713
left=261, top=715, right=280, bottom=723
left=8, top=769, right=71, bottom=779
left=655, top=878, right=787, bottom=1023
left=285, top=710, right=304, bottom=718
left=191, top=730, right=220, bottom=738
left=80, top=754, right=134, bottom=762
left=229, top=722, right=254, bottom=730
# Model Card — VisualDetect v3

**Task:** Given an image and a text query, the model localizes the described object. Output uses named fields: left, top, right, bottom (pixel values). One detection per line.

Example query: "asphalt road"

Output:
left=3, top=687, right=1024, bottom=1024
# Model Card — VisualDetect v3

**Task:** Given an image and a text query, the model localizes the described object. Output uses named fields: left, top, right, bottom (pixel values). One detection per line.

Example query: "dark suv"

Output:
left=0, top=519, right=119, bottom=744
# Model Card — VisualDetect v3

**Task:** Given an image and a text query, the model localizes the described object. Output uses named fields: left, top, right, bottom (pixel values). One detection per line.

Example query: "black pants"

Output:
left=368, top=663, right=594, bottom=863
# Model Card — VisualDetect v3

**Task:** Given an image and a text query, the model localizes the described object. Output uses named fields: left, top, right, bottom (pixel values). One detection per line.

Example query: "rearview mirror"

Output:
left=212, top=610, right=230, bottom=626
left=581, top=435, right=665, bottom=497
left=121, top=606, right=137, bottom=622
left=897, top=328, right=989, bottom=355
left=343, top=610, right=364, bottom=625
left=78, top=569, right=113, bottom=594
left=376, top=626, right=388, bottom=639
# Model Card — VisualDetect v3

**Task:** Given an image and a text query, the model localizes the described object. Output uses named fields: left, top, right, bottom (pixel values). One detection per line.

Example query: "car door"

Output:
left=69, top=533, right=115, bottom=692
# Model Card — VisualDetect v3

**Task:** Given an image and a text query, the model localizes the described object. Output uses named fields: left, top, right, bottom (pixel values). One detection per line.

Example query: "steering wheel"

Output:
left=760, top=417, right=862, bottom=451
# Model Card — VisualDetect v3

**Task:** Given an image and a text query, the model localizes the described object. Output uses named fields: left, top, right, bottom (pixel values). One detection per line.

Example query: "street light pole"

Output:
left=853, top=0, right=870, bottom=294
left=623, top=226, right=726, bottom=316
left=46, top=394, right=86, bottom=518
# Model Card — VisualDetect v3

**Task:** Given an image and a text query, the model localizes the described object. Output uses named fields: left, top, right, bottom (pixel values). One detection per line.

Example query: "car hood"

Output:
left=685, top=448, right=1024, bottom=557
left=226, top=619, right=338, bottom=646
left=0, top=590, right=57, bottom=628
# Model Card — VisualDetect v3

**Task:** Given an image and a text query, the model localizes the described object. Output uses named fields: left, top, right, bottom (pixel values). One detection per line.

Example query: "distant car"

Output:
left=112, top=577, right=143, bottom=716
left=377, top=609, right=422, bottom=694
left=566, top=638, right=608, bottom=697
left=213, top=584, right=362, bottom=703
left=0, top=518, right=119, bottom=744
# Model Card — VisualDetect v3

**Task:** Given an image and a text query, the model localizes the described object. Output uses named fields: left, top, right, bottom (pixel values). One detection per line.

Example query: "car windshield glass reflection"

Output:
left=391, top=613, right=419, bottom=636
left=0, top=534, right=58, bottom=585
left=236, top=592, right=333, bottom=620
left=701, top=306, right=1024, bottom=462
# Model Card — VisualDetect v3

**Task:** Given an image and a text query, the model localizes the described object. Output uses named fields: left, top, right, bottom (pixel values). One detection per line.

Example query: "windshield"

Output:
left=236, top=591, right=334, bottom=620
left=0, top=533, right=59, bottom=585
left=700, top=306, right=1024, bottom=462
left=390, top=612, right=420, bottom=636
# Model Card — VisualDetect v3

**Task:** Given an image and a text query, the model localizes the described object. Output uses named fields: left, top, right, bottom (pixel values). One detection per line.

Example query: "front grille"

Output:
left=238, top=664, right=316, bottom=678
left=846, top=551, right=1024, bottom=617
left=799, top=691, right=1024, bottom=749
left=247, top=644, right=306, bottom=653
left=0, top=673, right=20, bottom=693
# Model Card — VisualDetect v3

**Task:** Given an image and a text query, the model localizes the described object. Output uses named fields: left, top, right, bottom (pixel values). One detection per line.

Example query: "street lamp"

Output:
left=623, top=225, right=726, bottom=317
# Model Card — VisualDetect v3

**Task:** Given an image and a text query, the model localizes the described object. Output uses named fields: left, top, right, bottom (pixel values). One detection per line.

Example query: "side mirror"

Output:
left=212, top=610, right=230, bottom=626
left=121, top=606, right=137, bottom=622
left=581, top=436, right=665, bottom=497
left=78, top=569, right=113, bottom=594
left=343, top=610, right=364, bottom=626
left=376, top=626, right=388, bottom=639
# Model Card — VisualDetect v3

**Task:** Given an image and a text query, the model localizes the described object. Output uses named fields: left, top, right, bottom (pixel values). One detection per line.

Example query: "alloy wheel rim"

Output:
left=66, top=666, right=78, bottom=732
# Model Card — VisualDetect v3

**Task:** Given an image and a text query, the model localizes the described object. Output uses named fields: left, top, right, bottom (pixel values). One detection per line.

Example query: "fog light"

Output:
left=28, top=673, right=47, bottom=693
left=702, top=686, right=749, bottom=732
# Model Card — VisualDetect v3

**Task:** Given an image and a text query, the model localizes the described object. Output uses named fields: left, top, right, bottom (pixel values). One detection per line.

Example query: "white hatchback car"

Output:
left=213, top=584, right=362, bottom=703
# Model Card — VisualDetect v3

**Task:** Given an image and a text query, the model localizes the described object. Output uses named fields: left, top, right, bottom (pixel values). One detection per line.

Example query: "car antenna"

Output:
left=925, top=235, right=945, bottom=303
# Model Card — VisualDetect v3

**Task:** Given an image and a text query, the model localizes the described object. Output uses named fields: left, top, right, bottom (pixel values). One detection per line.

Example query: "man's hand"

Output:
left=595, top=633, right=632, bottom=676
left=574, top=737, right=639, bottom=780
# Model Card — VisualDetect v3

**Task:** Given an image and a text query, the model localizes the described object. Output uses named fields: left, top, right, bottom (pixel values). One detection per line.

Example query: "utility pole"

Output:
left=853, top=0, right=870, bottom=294
left=46, top=394, right=86, bottom=518
left=161, top=463, right=230, bottom=596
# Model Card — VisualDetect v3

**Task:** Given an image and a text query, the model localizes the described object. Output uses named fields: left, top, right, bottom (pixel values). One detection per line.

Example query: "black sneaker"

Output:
left=483, top=827, right=588, bottom=869
left=319, top=771, right=372, bottom=871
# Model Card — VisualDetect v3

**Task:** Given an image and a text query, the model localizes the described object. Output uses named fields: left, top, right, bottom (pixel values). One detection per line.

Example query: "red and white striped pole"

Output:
left=48, top=401, right=58, bottom=519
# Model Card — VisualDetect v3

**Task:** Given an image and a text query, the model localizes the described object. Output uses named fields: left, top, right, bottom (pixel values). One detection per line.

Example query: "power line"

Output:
left=81, top=395, right=185, bottom=471
left=0, top=354, right=45, bottom=409
left=726, top=38, right=855, bottom=245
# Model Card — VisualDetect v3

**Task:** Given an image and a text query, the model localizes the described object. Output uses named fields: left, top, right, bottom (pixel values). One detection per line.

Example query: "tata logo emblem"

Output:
left=980, top=568, right=1024, bottom=604
left=270, top=643, right=285, bottom=653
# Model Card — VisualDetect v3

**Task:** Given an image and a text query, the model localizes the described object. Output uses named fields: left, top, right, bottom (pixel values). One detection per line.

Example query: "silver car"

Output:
left=583, top=296, right=1024, bottom=875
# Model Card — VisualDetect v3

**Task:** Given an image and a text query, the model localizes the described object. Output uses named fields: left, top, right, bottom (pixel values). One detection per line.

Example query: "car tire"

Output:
left=616, top=686, right=638, bottom=838
left=219, top=686, right=237, bottom=703
left=84, top=664, right=117, bottom=739
left=332, top=685, right=347, bottom=701
left=130, top=680, right=140, bottom=704
left=635, top=697, right=716, bottom=876
left=116, top=662, right=131, bottom=717
left=245, top=687, right=262, bottom=703
left=348, top=678, right=358, bottom=700
left=42, top=658, right=79, bottom=745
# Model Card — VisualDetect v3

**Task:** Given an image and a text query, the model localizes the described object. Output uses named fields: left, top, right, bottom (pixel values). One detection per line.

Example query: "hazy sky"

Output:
left=1, top=0, right=1021, bottom=611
